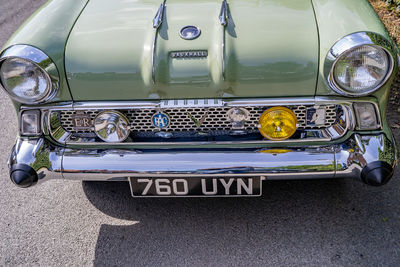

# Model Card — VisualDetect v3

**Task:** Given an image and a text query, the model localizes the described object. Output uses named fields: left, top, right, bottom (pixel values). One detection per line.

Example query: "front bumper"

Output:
left=7, top=133, right=398, bottom=187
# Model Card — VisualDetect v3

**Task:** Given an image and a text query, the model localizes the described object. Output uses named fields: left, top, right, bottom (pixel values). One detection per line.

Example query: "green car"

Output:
left=1, top=0, right=398, bottom=197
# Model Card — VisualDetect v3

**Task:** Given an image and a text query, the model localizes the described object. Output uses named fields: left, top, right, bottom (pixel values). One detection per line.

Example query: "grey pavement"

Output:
left=0, top=1, right=400, bottom=266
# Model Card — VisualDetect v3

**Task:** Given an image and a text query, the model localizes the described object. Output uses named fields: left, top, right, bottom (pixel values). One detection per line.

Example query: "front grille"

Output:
left=58, top=104, right=339, bottom=138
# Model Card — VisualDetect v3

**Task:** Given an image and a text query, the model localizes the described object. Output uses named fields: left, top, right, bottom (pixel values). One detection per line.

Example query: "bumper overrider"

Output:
left=7, top=133, right=398, bottom=188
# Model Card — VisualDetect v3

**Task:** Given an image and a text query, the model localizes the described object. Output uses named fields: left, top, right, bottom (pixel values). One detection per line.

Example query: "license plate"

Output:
left=129, top=177, right=263, bottom=197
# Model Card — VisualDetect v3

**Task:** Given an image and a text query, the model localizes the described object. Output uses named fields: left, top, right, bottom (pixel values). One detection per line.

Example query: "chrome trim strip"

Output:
left=8, top=134, right=397, bottom=183
left=63, top=138, right=334, bottom=146
left=64, top=97, right=374, bottom=109
left=221, top=28, right=226, bottom=81
left=151, top=0, right=166, bottom=84
left=0, top=45, right=60, bottom=104
left=74, top=101, right=156, bottom=110
left=324, top=32, right=396, bottom=97
left=35, top=97, right=368, bottom=145
left=20, top=97, right=364, bottom=110
left=219, top=0, right=228, bottom=26
left=219, top=0, right=229, bottom=80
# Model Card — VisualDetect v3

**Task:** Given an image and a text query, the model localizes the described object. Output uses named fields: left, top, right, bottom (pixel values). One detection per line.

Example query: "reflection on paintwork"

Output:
left=65, top=0, right=319, bottom=100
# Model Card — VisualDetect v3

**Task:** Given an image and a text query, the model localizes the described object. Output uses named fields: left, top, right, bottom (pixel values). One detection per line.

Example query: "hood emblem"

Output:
left=180, top=26, right=201, bottom=40
left=171, top=50, right=208, bottom=58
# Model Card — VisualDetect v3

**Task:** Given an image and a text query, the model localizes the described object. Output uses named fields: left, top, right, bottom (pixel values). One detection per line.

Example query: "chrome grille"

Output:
left=59, top=105, right=339, bottom=136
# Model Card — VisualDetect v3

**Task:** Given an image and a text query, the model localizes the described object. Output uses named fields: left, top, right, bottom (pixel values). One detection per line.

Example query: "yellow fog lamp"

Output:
left=258, top=107, right=298, bottom=141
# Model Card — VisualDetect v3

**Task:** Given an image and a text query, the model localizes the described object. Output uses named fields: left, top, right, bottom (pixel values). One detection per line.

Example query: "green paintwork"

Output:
left=1, top=0, right=89, bottom=105
left=65, top=0, right=319, bottom=100
left=2, top=0, right=396, bottom=105
left=312, top=0, right=396, bottom=109
left=0, top=0, right=398, bottom=149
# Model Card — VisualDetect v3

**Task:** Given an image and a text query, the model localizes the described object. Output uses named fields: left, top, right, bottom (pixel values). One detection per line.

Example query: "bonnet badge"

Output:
left=179, top=26, right=201, bottom=40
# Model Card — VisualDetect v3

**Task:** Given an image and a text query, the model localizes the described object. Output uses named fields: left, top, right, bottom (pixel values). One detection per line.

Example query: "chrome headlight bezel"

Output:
left=0, top=45, right=59, bottom=104
left=324, top=32, right=396, bottom=97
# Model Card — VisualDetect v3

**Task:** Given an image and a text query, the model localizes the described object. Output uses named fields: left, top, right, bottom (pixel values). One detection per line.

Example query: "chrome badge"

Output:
left=171, top=50, right=208, bottom=58
left=179, top=26, right=201, bottom=40
left=187, top=111, right=209, bottom=128
left=71, top=112, right=92, bottom=130
left=151, top=112, right=170, bottom=129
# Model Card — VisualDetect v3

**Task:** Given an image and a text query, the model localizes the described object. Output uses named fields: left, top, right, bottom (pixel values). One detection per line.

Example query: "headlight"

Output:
left=0, top=45, right=59, bottom=104
left=325, top=32, right=395, bottom=97
left=333, top=45, right=389, bottom=95
left=0, top=58, right=51, bottom=103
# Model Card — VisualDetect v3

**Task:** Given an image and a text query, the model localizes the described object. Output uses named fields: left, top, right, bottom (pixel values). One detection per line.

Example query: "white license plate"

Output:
left=129, top=177, right=263, bottom=197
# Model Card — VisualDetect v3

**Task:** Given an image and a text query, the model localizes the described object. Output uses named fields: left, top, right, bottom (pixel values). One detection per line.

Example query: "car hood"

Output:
left=65, top=0, right=319, bottom=101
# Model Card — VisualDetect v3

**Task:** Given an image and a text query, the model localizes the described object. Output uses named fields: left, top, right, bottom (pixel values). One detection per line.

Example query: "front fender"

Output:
left=1, top=0, right=89, bottom=105
left=312, top=0, right=396, bottom=92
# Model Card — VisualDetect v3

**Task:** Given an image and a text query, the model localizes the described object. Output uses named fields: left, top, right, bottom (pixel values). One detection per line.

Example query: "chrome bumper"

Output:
left=7, top=134, right=398, bottom=186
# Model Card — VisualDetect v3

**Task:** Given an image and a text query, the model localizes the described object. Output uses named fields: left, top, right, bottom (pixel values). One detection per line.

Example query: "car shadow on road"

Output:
left=82, top=178, right=399, bottom=266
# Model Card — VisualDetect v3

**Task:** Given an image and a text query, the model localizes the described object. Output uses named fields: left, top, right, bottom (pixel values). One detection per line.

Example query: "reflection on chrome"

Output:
left=336, top=134, right=398, bottom=179
left=7, top=133, right=397, bottom=185
left=7, top=138, right=63, bottom=185
left=29, top=98, right=371, bottom=145
left=93, top=111, right=130, bottom=142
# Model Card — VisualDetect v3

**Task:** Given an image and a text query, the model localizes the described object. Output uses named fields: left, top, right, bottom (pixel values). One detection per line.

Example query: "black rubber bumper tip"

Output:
left=10, top=164, right=38, bottom=188
left=361, top=161, right=394, bottom=187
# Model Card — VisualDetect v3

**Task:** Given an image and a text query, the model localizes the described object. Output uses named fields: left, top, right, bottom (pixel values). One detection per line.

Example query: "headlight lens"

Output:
left=0, top=57, right=51, bottom=103
left=333, top=45, right=390, bottom=95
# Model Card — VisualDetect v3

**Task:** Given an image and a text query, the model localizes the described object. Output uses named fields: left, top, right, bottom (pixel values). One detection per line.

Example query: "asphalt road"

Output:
left=1, top=1, right=400, bottom=266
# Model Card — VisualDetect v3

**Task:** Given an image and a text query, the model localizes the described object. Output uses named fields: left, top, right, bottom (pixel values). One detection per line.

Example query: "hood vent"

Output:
left=151, top=0, right=229, bottom=84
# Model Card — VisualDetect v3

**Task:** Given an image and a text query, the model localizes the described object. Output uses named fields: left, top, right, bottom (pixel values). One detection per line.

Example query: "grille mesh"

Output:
left=59, top=105, right=338, bottom=136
